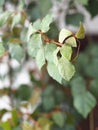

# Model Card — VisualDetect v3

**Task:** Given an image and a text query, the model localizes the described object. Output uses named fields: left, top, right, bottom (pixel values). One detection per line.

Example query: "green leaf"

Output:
left=41, top=14, right=53, bottom=32
left=42, top=96, right=55, bottom=111
left=53, top=47, right=60, bottom=66
left=9, top=44, right=24, bottom=63
left=52, top=112, right=65, bottom=127
left=75, top=0, right=89, bottom=5
left=11, top=109, right=18, bottom=125
left=38, top=117, right=52, bottom=130
left=65, top=124, right=75, bottom=130
left=47, top=62, right=63, bottom=84
left=76, top=53, right=88, bottom=73
left=55, top=90, right=65, bottom=103
left=59, top=29, right=77, bottom=47
left=60, top=45, right=72, bottom=60
left=85, top=58, right=98, bottom=78
left=26, top=1, right=40, bottom=22
left=13, top=126, right=22, bottom=130
left=0, top=121, right=12, bottom=130
left=36, top=47, right=46, bottom=70
left=45, top=43, right=57, bottom=62
left=11, top=13, right=21, bottom=29
left=74, top=92, right=96, bottom=118
left=85, top=0, right=98, bottom=17
left=27, top=19, right=41, bottom=41
left=22, top=121, right=34, bottom=130
left=0, top=11, right=11, bottom=26
left=16, top=84, right=32, bottom=101
left=47, top=22, right=59, bottom=39
left=42, top=85, right=55, bottom=96
left=71, top=77, right=96, bottom=118
left=27, top=34, right=42, bottom=58
left=0, top=0, right=5, bottom=6
left=75, top=22, right=85, bottom=39
left=90, top=79, right=98, bottom=99
left=27, top=23, right=33, bottom=42
left=18, top=0, right=25, bottom=10
left=71, top=77, right=86, bottom=95
left=0, top=126, right=3, bottom=130
left=58, top=57, right=75, bottom=81
left=86, top=44, right=98, bottom=58
left=66, top=13, right=84, bottom=27
left=33, top=19, right=41, bottom=31
left=0, top=42, right=5, bottom=57
left=38, top=0, right=52, bottom=16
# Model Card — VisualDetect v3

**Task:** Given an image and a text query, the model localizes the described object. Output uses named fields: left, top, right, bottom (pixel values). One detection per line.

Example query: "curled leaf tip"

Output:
left=75, top=22, right=85, bottom=39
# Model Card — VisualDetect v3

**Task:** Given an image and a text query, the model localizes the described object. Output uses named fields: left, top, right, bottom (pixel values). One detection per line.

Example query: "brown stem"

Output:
left=36, top=30, right=81, bottom=62
left=72, top=38, right=80, bottom=63
left=89, top=111, right=94, bottom=130
left=49, top=39, right=63, bottom=46
left=36, top=30, right=63, bottom=47
left=62, top=34, right=74, bottom=44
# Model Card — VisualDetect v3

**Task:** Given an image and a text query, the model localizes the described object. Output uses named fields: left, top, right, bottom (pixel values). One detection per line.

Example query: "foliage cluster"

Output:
left=0, top=0, right=98, bottom=130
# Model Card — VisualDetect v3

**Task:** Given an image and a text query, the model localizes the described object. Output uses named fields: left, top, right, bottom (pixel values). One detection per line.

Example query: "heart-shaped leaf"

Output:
left=59, top=29, right=77, bottom=47
left=58, top=57, right=75, bottom=81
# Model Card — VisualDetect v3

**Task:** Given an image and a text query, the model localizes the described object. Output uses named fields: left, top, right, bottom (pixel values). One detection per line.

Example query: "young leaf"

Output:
left=71, top=77, right=96, bottom=118
left=0, top=42, right=5, bottom=57
left=9, top=44, right=24, bottom=63
left=0, top=11, right=11, bottom=26
left=60, top=44, right=72, bottom=60
left=58, top=57, right=75, bottom=81
left=27, top=19, right=41, bottom=41
left=75, top=22, right=85, bottom=39
left=36, top=47, right=46, bottom=70
left=41, top=14, right=53, bottom=32
left=33, top=19, right=41, bottom=31
left=0, top=121, right=12, bottom=130
left=27, top=34, right=42, bottom=58
left=11, top=13, right=21, bottom=29
left=52, top=112, right=65, bottom=127
left=59, top=29, right=77, bottom=47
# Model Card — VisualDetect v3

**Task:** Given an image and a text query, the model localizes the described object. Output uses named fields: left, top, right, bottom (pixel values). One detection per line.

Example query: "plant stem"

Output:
left=36, top=30, right=63, bottom=47
left=62, top=34, right=74, bottom=44
left=72, top=38, right=80, bottom=63
left=89, top=111, right=94, bottom=130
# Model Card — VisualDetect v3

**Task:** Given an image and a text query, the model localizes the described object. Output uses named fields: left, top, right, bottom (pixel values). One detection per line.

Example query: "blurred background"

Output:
left=0, top=0, right=98, bottom=130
